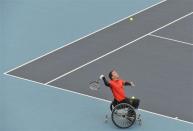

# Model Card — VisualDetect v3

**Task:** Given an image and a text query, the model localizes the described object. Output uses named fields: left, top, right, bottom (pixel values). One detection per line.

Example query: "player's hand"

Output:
left=99, top=74, right=105, bottom=80
left=130, top=81, right=135, bottom=87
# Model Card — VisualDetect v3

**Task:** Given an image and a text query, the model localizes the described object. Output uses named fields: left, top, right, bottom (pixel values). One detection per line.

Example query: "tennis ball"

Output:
left=129, top=17, right=133, bottom=21
left=131, top=96, right=135, bottom=99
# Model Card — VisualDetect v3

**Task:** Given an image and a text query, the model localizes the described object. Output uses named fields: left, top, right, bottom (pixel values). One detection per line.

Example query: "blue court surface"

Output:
left=1, top=0, right=193, bottom=131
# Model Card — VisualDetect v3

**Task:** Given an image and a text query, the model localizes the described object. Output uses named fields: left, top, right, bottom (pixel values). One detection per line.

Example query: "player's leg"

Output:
left=121, top=97, right=140, bottom=109
left=132, top=98, right=140, bottom=109
left=112, top=99, right=119, bottom=107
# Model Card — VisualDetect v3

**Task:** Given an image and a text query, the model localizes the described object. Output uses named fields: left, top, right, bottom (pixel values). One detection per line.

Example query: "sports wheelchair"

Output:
left=105, top=97, right=142, bottom=128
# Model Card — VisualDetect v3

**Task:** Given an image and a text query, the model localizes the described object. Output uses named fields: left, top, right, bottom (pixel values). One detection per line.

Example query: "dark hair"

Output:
left=109, top=70, right=115, bottom=80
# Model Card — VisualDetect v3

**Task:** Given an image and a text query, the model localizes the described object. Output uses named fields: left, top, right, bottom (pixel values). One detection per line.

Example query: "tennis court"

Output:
left=1, top=0, right=193, bottom=130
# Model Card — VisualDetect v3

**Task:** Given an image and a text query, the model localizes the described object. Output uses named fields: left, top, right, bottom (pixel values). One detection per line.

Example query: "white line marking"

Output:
left=45, top=11, right=193, bottom=84
left=139, top=109, right=193, bottom=125
left=3, top=72, right=193, bottom=125
left=4, top=72, right=111, bottom=103
left=149, top=34, right=193, bottom=46
left=4, top=0, right=167, bottom=74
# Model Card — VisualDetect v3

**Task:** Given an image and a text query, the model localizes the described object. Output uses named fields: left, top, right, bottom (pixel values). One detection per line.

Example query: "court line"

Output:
left=4, top=72, right=193, bottom=125
left=45, top=11, right=193, bottom=84
left=139, top=109, right=193, bottom=125
left=149, top=34, right=193, bottom=46
left=4, top=0, right=167, bottom=74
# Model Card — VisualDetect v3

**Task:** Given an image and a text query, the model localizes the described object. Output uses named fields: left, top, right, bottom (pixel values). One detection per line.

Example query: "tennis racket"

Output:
left=89, top=78, right=101, bottom=91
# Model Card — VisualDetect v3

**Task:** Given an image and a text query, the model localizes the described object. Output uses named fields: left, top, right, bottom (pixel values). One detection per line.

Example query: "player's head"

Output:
left=109, top=70, right=119, bottom=80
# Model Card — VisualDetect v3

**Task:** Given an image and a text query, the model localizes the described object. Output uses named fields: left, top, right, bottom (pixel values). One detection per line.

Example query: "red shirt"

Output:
left=109, top=79, right=126, bottom=102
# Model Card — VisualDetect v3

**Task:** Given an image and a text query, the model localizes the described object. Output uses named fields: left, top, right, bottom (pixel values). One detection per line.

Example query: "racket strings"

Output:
left=89, top=81, right=100, bottom=90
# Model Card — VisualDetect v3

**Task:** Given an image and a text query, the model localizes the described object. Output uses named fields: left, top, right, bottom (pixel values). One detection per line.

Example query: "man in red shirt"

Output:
left=100, top=70, right=140, bottom=109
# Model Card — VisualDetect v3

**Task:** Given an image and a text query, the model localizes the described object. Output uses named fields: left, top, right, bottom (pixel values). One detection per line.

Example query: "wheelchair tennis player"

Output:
left=99, top=70, right=140, bottom=109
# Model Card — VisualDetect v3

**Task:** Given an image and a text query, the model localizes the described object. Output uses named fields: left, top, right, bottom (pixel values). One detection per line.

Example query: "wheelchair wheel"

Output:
left=111, top=103, right=136, bottom=128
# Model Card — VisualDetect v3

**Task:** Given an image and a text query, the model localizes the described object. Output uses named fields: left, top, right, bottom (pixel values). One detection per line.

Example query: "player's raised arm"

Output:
left=100, top=75, right=110, bottom=87
left=124, top=81, right=135, bottom=87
